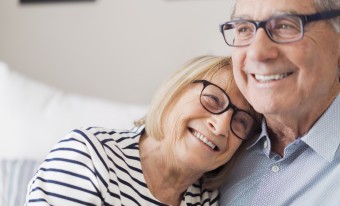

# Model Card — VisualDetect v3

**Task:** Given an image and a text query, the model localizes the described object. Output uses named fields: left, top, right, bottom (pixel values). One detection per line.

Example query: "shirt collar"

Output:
left=246, top=119, right=268, bottom=149
left=302, top=93, right=340, bottom=162
left=246, top=93, right=340, bottom=162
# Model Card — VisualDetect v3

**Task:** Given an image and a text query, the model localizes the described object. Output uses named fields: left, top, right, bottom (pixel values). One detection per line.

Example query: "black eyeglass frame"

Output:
left=219, top=10, right=340, bottom=47
left=192, top=79, right=257, bottom=140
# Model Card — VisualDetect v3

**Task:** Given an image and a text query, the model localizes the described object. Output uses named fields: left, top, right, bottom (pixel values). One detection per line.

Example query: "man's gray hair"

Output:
left=230, top=0, right=340, bottom=32
left=314, top=0, right=340, bottom=33
left=314, top=0, right=340, bottom=76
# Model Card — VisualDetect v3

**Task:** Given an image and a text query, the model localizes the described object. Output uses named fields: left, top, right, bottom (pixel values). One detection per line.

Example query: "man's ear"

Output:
left=338, top=37, right=340, bottom=81
left=338, top=34, right=340, bottom=66
left=338, top=41, right=340, bottom=67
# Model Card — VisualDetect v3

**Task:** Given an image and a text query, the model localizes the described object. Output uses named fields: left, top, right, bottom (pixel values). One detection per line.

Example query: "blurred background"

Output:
left=0, top=0, right=232, bottom=105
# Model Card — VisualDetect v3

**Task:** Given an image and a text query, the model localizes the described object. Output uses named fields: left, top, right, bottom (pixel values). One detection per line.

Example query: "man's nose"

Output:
left=246, top=28, right=279, bottom=62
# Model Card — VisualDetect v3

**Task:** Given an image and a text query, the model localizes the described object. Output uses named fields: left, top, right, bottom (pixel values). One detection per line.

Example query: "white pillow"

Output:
left=0, top=62, right=148, bottom=160
left=0, top=159, right=41, bottom=206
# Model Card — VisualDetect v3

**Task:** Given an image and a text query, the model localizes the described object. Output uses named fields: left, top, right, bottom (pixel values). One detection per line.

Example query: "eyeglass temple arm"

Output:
left=304, top=10, right=340, bottom=22
left=219, top=22, right=237, bottom=33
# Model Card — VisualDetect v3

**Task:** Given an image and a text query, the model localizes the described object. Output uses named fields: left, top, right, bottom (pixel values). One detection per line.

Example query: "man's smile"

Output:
left=253, top=72, right=293, bottom=83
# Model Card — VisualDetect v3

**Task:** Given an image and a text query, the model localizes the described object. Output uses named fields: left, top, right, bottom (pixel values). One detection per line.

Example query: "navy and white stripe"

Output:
left=25, top=126, right=219, bottom=205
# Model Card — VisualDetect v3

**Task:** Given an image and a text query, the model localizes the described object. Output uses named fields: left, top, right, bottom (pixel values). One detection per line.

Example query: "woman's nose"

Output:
left=207, top=110, right=233, bottom=138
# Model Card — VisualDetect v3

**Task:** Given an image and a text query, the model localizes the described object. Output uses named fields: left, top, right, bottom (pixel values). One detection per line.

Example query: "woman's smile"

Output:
left=189, top=127, right=219, bottom=151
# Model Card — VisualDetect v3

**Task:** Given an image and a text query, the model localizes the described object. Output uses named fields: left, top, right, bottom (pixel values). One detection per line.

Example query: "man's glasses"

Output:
left=219, top=10, right=340, bottom=47
left=192, top=80, right=258, bottom=140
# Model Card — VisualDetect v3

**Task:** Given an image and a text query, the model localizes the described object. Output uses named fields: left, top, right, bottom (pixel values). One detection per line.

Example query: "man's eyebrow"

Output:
left=231, top=14, right=251, bottom=20
left=231, top=11, right=299, bottom=21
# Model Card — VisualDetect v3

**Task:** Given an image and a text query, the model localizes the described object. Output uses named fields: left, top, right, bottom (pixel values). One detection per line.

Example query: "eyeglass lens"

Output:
left=201, top=84, right=229, bottom=114
left=231, top=111, right=256, bottom=140
left=200, top=83, right=256, bottom=140
left=222, top=15, right=304, bottom=46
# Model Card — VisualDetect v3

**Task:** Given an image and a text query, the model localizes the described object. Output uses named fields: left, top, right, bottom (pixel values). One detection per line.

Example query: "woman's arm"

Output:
left=25, top=129, right=110, bottom=206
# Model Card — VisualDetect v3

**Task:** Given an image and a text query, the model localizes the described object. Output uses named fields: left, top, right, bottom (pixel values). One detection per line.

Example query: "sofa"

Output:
left=0, top=61, right=148, bottom=205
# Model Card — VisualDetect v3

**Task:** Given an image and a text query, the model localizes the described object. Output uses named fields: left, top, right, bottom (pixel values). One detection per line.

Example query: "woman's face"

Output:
left=162, top=68, right=250, bottom=173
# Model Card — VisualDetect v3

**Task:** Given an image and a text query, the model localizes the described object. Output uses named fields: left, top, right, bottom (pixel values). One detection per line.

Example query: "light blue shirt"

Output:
left=220, top=93, right=340, bottom=206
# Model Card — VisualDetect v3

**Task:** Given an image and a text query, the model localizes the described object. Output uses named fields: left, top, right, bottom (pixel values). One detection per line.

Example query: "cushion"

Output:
left=0, top=61, right=148, bottom=160
left=0, top=159, right=41, bottom=206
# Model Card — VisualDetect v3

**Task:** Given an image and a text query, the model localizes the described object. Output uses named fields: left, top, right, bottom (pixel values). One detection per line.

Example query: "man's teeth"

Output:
left=192, top=131, right=216, bottom=150
left=255, top=73, right=289, bottom=82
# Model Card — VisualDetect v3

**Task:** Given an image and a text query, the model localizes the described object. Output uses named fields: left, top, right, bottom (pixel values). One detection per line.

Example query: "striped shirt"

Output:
left=25, top=126, right=219, bottom=206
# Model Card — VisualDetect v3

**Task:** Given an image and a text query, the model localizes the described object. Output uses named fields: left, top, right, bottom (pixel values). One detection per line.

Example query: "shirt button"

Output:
left=263, top=140, right=268, bottom=149
left=294, top=139, right=301, bottom=145
left=271, top=165, right=280, bottom=172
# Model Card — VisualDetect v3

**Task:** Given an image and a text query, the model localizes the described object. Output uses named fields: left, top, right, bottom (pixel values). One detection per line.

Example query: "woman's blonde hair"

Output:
left=136, top=55, right=261, bottom=190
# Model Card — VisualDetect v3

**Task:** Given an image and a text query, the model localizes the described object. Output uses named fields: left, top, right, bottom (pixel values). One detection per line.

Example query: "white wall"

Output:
left=0, top=0, right=232, bottom=105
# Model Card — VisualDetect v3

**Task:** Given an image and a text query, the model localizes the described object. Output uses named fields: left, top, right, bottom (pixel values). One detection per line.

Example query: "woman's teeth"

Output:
left=255, top=73, right=289, bottom=82
left=192, top=131, right=217, bottom=150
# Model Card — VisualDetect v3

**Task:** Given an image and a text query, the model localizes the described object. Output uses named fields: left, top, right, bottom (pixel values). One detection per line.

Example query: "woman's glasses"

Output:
left=193, top=80, right=258, bottom=140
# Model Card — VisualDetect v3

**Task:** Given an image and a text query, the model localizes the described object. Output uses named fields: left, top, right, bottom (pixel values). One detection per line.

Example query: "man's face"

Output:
left=231, top=0, right=340, bottom=117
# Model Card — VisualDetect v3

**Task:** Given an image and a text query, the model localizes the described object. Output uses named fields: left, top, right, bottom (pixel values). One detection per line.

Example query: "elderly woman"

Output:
left=25, top=56, right=260, bottom=206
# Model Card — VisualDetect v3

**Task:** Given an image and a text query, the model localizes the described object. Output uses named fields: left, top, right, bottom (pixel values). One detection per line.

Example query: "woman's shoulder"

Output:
left=65, top=125, right=145, bottom=151
left=75, top=125, right=144, bottom=134
left=69, top=125, right=144, bottom=140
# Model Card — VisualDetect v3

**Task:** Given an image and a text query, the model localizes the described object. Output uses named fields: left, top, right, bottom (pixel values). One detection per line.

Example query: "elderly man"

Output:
left=219, top=0, right=340, bottom=205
